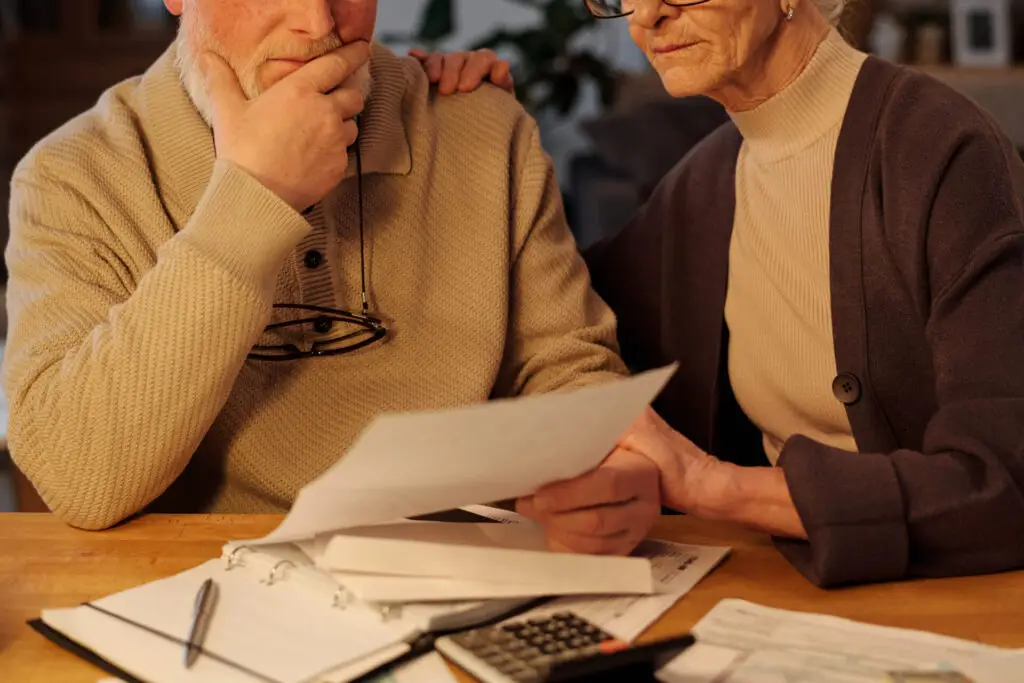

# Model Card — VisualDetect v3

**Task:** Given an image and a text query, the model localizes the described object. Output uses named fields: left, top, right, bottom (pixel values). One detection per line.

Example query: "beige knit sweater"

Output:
left=726, top=30, right=866, bottom=464
left=3, top=42, right=626, bottom=530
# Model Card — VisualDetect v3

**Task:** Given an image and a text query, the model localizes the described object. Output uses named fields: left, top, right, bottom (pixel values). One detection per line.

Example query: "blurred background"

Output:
left=0, top=0, right=1023, bottom=511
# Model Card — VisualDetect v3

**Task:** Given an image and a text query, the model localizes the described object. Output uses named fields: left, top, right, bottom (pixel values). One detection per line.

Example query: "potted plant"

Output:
left=388, top=0, right=621, bottom=118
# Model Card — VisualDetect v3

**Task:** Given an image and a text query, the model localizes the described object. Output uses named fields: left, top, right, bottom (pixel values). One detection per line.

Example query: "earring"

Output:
left=785, top=6, right=795, bottom=20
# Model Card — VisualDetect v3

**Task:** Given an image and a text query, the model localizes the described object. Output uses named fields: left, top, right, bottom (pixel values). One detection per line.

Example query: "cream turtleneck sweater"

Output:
left=725, top=30, right=868, bottom=464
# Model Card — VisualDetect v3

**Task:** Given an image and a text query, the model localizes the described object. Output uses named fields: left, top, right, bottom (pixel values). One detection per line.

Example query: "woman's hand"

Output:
left=409, top=48, right=514, bottom=95
left=618, top=408, right=729, bottom=517
left=620, top=408, right=808, bottom=539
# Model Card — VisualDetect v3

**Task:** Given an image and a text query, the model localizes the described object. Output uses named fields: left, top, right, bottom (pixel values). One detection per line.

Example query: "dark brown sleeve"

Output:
left=582, top=199, right=668, bottom=375
left=775, top=119, right=1024, bottom=587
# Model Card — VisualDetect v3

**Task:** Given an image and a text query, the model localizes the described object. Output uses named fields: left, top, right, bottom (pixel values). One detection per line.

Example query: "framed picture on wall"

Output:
left=951, top=0, right=1012, bottom=67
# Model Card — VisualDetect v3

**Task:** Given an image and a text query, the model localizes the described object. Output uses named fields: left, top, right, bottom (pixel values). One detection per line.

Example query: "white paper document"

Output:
left=46, top=561, right=408, bottom=683
left=658, top=599, right=1019, bottom=683
left=246, top=365, right=676, bottom=545
left=511, top=538, right=732, bottom=643
left=367, top=652, right=458, bottom=683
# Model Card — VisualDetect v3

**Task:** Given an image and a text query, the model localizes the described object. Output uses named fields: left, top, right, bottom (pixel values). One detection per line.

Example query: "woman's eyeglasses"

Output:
left=584, top=0, right=711, bottom=19
left=248, top=122, right=388, bottom=361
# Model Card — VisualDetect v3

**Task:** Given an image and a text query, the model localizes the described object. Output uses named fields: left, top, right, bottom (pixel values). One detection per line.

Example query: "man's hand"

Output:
left=516, top=448, right=661, bottom=556
left=409, top=48, right=514, bottom=95
left=201, top=42, right=371, bottom=212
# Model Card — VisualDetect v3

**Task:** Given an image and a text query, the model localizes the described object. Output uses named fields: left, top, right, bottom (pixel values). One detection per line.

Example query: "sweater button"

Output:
left=314, top=317, right=333, bottom=334
left=832, top=373, right=862, bottom=406
left=304, top=250, right=324, bottom=269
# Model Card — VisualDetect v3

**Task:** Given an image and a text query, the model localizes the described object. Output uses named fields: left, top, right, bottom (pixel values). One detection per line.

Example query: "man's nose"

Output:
left=289, top=0, right=337, bottom=39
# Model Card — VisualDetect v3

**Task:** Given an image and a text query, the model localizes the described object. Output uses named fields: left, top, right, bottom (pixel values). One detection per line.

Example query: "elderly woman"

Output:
left=434, top=0, right=1024, bottom=587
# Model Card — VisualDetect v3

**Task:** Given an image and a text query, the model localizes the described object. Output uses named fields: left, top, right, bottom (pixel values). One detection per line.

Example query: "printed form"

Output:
left=658, top=599, right=1021, bottom=683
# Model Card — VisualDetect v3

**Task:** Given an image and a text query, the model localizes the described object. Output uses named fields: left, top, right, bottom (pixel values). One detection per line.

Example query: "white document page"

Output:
left=319, top=534, right=654, bottom=596
left=368, top=652, right=459, bottom=683
left=322, top=519, right=656, bottom=601
left=44, top=561, right=407, bottom=683
left=657, top=599, right=1017, bottom=683
left=510, top=538, right=731, bottom=642
left=246, top=365, right=676, bottom=545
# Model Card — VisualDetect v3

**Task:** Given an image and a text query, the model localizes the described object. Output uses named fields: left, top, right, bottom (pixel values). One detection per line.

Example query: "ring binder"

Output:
left=261, top=560, right=296, bottom=586
left=332, top=587, right=354, bottom=609
left=224, top=545, right=252, bottom=570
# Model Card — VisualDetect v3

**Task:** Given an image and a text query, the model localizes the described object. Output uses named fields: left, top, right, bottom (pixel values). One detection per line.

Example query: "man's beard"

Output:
left=175, top=12, right=373, bottom=126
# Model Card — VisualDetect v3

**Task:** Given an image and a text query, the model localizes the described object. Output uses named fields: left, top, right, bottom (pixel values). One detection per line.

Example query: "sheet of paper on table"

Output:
left=96, top=652, right=460, bottom=683
left=455, top=505, right=733, bottom=643
left=366, top=652, right=458, bottom=683
left=509, top=538, right=731, bottom=643
left=657, top=599, right=1022, bottom=683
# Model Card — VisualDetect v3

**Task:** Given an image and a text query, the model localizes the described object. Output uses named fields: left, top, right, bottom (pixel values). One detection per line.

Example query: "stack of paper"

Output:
left=657, top=600, right=1023, bottom=683
left=307, top=520, right=656, bottom=602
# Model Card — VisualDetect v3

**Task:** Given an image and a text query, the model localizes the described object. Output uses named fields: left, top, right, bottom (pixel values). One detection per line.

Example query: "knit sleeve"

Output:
left=490, top=118, right=627, bottom=397
left=2, top=159, right=310, bottom=530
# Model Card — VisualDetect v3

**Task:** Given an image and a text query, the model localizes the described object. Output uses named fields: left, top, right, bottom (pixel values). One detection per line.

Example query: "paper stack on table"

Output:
left=657, top=599, right=1023, bottom=683
left=40, top=365, right=738, bottom=683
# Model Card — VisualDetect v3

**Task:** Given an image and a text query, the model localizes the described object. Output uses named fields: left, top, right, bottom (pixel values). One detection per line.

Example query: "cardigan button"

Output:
left=832, top=373, right=862, bottom=406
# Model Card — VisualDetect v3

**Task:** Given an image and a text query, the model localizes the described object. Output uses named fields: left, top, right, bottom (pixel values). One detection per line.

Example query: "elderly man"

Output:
left=3, top=0, right=659, bottom=553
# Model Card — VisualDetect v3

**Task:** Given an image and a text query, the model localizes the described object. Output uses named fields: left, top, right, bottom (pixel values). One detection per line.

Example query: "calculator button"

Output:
left=569, top=637, right=586, bottom=648
left=484, top=653, right=512, bottom=668
left=541, top=642, right=560, bottom=654
left=505, top=639, right=526, bottom=652
left=519, top=647, right=542, bottom=660
left=553, top=612, right=574, bottom=621
left=555, top=629, right=572, bottom=640
left=529, top=636, right=548, bottom=647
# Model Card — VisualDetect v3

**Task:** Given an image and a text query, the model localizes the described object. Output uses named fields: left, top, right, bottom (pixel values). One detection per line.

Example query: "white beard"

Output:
left=175, top=14, right=373, bottom=126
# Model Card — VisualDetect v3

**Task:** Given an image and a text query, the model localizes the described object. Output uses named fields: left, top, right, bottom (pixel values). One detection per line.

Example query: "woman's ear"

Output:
left=163, top=0, right=184, bottom=17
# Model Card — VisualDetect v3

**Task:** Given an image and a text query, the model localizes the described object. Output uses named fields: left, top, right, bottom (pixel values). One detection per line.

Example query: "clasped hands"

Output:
left=516, top=408, right=728, bottom=556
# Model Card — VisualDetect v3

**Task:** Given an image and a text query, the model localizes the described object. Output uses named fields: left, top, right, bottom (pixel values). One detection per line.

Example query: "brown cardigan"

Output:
left=585, top=56, right=1024, bottom=587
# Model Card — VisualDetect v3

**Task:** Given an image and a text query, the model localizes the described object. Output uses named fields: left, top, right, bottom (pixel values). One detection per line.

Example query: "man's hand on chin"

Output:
left=516, top=447, right=661, bottom=556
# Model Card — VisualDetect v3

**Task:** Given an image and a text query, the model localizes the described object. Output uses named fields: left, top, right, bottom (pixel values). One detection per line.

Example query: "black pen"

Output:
left=184, top=578, right=218, bottom=668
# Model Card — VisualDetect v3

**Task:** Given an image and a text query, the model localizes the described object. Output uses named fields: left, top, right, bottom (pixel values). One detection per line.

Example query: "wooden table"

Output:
left=2, top=513, right=1023, bottom=682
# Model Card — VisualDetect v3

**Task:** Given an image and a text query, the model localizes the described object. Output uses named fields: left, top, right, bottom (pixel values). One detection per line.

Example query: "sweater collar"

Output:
left=134, top=40, right=413, bottom=226
left=729, top=29, right=867, bottom=163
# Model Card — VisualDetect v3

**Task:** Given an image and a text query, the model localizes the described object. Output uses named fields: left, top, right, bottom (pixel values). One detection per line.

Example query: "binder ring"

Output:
left=379, top=604, right=403, bottom=622
left=224, top=545, right=252, bottom=570
left=332, top=587, right=354, bottom=609
left=261, top=560, right=295, bottom=586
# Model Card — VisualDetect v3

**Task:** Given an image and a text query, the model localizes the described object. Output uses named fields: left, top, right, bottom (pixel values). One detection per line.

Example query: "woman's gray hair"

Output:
left=812, top=0, right=847, bottom=25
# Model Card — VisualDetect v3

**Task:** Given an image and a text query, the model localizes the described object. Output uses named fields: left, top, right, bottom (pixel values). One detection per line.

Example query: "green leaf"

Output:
left=416, top=0, right=456, bottom=43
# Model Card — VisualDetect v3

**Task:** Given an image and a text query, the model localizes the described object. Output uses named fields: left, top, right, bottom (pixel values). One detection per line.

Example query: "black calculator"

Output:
left=435, top=612, right=694, bottom=683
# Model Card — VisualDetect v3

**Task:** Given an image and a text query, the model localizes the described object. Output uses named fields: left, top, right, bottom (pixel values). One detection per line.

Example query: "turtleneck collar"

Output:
left=729, top=29, right=867, bottom=163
